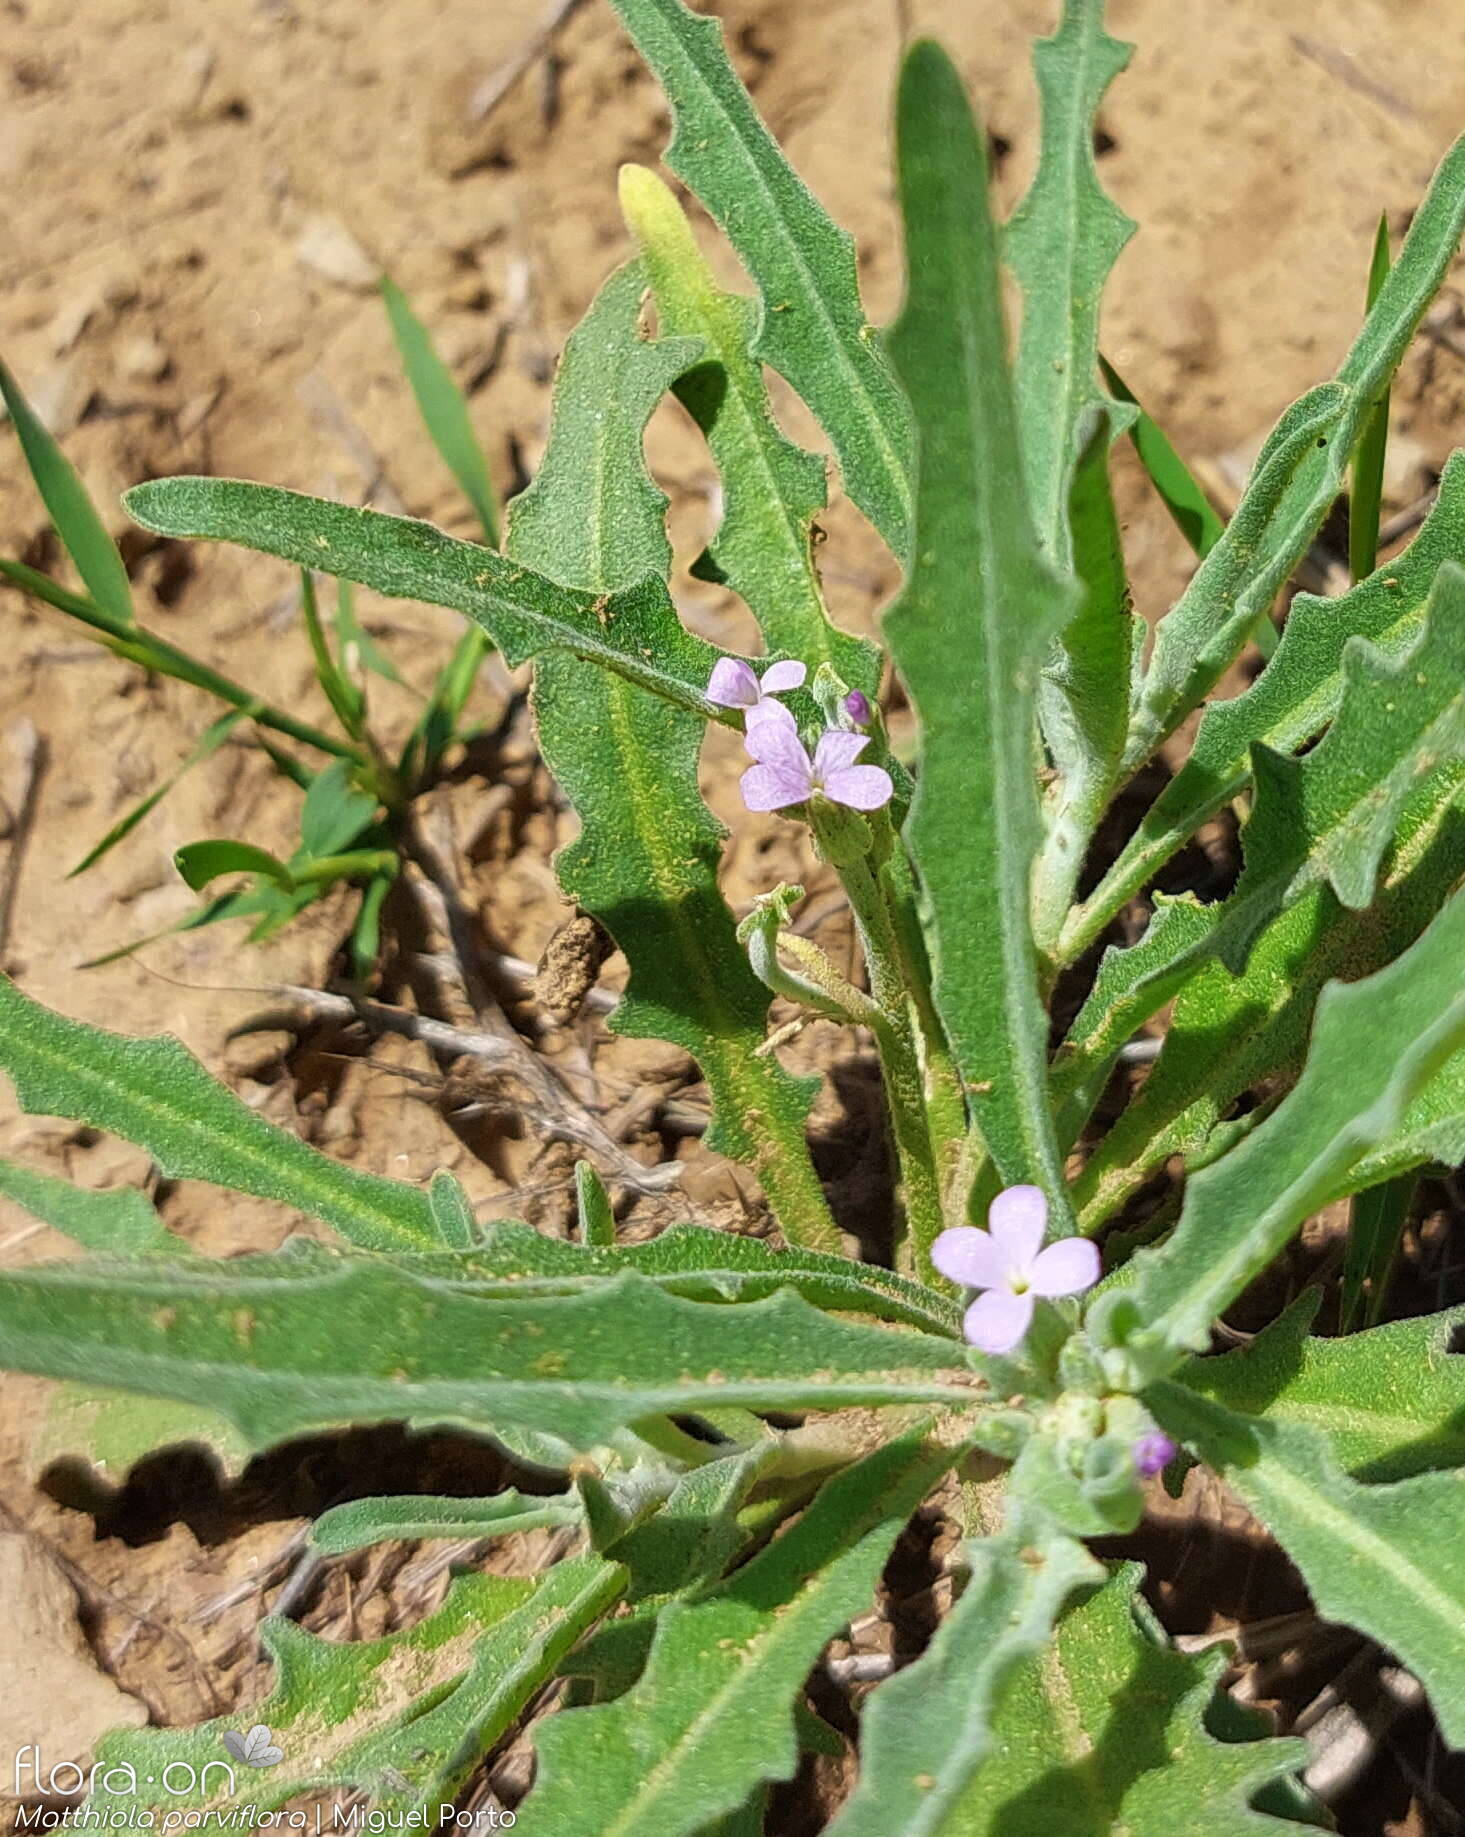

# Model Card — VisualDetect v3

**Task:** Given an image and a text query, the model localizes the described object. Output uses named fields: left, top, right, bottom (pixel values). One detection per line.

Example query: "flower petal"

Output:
left=962, top=1287, right=1035, bottom=1355
left=930, top=1225, right=1006, bottom=1291
left=740, top=763, right=809, bottom=812
left=986, top=1184, right=1048, bottom=1273
left=744, top=714, right=813, bottom=773
left=760, top=659, right=807, bottom=694
left=707, top=657, right=759, bottom=708
left=822, top=764, right=893, bottom=811
left=744, top=697, right=798, bottom=734
left=812, top=729, right=869, bottom=777
left=1028, top=1236, right=1101, bottom=1298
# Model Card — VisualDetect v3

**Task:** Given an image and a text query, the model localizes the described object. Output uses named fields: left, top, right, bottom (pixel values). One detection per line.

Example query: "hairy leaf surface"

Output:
left=1004, top=0, right=1134, bottom=565
left=607, top=0, right=912, bottom=553
left=825, top=1513, right=1100, bottom=1836
left=1179, top=1292, right=1465, bottom=1483
left=886, top=42, right=1076, bottom=1211
left=125, top=476, right=740, bottom=724
left=1076, top=453, right=1465, bottom=952
left=1092, top=887, right=1465, bottom=1383
left=1152, top=1383, right=1465, bottom=1748
left=508, top=259, right=838, bottom=1250
left=927, top=1565, right=1311, bottom=1835
left=0, top=975, right=437, bottom=1252
left=516, top=1429, right=956, bottom=1836
left=89, top=1560, right=623, bottom=1819
left=1129, top=130, right=1465, bottom=764
left=0, top=1250, right=981, bottom=1452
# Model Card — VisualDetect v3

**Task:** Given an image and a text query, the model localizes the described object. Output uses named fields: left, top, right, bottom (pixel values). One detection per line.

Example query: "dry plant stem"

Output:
left=402, top=807, right=680, bottom=1196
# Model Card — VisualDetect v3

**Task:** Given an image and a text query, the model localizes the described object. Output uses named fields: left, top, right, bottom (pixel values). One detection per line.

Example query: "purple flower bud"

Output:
left=842, top=690, right=872, bottom=726
left=1133, top=1431, right=1177, bottom=1478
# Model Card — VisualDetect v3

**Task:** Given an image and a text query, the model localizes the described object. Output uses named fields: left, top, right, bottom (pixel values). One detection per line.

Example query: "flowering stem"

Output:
left=820, top=829, right=946, bottom=1283
left=877, top=839, right=970, bottom=1210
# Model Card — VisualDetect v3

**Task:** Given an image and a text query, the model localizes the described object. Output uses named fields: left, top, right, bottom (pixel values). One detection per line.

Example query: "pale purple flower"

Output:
left=740, top=721, right=894, bottom=814
left=931, top=1184, right=1100, bottom=1355
left=842, top=690, right=872, bottom=726
left=1133, top=1431, right=1177, bottom=1478
left=706, top=657, right=806, bottom=730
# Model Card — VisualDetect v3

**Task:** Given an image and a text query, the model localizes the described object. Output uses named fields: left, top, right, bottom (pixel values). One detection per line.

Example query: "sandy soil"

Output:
left=4, top=0, right=1465, bottom=1829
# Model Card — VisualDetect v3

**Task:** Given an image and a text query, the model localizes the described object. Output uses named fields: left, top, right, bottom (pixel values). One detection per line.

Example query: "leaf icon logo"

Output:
left=221, top=1725, right=284, bottom=1768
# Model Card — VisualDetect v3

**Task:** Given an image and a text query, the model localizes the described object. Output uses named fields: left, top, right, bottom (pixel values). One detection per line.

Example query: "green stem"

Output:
left=878, top=840, right=969, bottom=1214
left=830, top=840, right=946, bottom=1283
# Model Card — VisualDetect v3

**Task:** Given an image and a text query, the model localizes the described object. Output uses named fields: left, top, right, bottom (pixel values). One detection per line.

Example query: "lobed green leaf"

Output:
left=1129, top=128, right=1465, bottom=765
left=89, top=1560, right=623, bottom=1820
left=1071, top=450, right=1465, bottom=958
left=1091, top=885, right=1465, bottom=1384
left=825, top=1512, right=1100, bottom=1836
left=510, top=258, right=840, bottom=1250
left=0, top=974, right=439, bottom=1251
left=1152, top=1382, right=1465, bottom=1748
left=516, top=1428, right=956, bottom=1836
left=606, top=0, right=913, bottom=553
left=1177, top=1291, right=1465, bottom=1484
left=0, top=1249, right=982, bottom=1454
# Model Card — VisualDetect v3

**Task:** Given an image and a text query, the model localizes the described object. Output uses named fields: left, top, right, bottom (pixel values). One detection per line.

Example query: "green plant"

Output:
left=0, top=277, right=502, bottom=976
left=3, top=0, right=1465, bottom=1827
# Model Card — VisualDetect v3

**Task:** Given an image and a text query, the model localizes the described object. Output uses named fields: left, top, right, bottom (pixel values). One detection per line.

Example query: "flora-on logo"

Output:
left=221, top=1726, right=284, bottom=1769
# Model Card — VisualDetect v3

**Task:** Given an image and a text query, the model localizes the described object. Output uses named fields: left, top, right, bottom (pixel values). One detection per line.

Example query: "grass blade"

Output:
left=1, top=359, right=135, bottom=629
left=1349, top=212, right=1393, bottom=582
left=1099, top=355, right=1225, bottom=559
left=382, top=276, right=500, bottom=545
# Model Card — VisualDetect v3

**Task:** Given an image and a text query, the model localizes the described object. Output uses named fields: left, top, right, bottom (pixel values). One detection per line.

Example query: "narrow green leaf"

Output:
left=1, top=359, right=135, bottom=629
left=1342, top=1172, right=1415, bottom=1329
left=509, top=259, right=840, bottom=1252
left=1349, top=213, right=1393, bottom=583
left=606, top=0, right=913, bottom=553
left=298, top=754, right=377, bottom=859
left=620, top=163, right=878, bottom=691
left=883, top=1562, right=1311, bottom=1836
left=1099, top=355, right=1225, bottom=559
left=0, top=1251, right=981, bottom=1453
left=0, top=973, right=438, bottom=1251
left=333, top=575, right=403, bottom=684
left=1129, top=130, right=1465, bottom=765
left=575, top=1160, right=616, bottom=1248
left=1003, top=0, right=1135, bottom=566
left=174, top=837, right=296, bottom=892
left=0, top=1157, right=175, bottom=1256
left=1151, top=1382, right=1465, bottom=1748
left=1091, top=885, right=1465, bottom=1385
left=382, top=274, right=500, bottom=544
left=1177, top=1292, right=1465, bottom=1483
left=0, top=557, right=129, bottom=637
left=300, top=568, right=366, bottom=737
left=350, top=866, right=393, bottom=983
left=124, top=476, right=742, bottom=725
left=311, top=1487, right=582, bottom=1555
left=90, top=1560, right=624, bottom=1820
left=825, top=1513, right=1100, bottom=1837
left=885, top=42, right=1077, bottom=1213
left=70, top=706, right=254, bottom=878
left=1337, top=1032, right=1465, bottom=1194
left=1068, top=451, right=1465, bottom=961
left=516, top=1428, right=956, bottom=1837
left=407, top=623, right=489, bottom=782
left=427, top=1168, right=476, bottom=1249
left=1073, top=771, right=1465, bottom=1230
